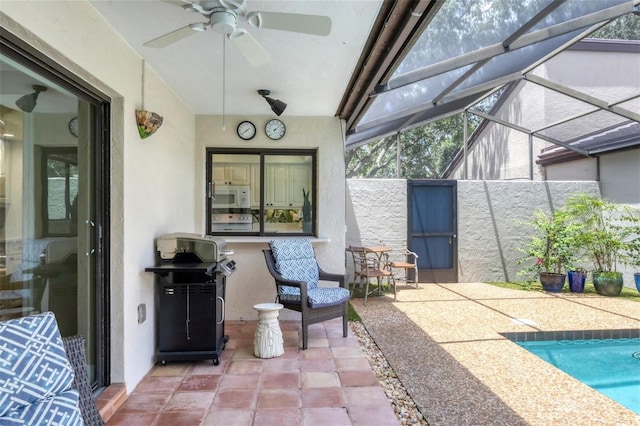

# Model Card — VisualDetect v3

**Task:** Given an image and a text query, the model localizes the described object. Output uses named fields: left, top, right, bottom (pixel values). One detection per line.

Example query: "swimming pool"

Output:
left=517, top=338, right=640, bottom=415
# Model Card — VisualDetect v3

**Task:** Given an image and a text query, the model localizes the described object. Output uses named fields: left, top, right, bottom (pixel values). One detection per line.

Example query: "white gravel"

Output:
left=350, top=321, right=428, bottom=425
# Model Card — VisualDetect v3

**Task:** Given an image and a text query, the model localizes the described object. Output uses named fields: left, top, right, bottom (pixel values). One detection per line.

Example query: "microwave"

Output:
left=210, top=184, right=251, bottom=209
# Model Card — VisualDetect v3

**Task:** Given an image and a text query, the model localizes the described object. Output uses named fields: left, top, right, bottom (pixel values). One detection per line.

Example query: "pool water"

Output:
left=518, top=338, right=640, bottom=414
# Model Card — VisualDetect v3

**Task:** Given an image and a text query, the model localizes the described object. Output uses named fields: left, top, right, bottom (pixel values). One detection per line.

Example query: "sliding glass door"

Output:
left=0, top=38, right=109, bottom=389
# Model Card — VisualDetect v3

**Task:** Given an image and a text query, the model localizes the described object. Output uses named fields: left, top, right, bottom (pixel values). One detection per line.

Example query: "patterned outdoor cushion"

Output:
left=270, top=239, right=319, bottom=296
left=270, top=239, right=349, bottom=308
left=279, top=287, right=351, bottom=308
left=0, top=312, right=83, bottom=425
left=2, top=389, right=82, bottom=425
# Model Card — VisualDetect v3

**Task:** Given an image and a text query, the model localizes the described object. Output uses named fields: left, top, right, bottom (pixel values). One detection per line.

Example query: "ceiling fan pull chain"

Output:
left=221, top=35, right=226, bottom=131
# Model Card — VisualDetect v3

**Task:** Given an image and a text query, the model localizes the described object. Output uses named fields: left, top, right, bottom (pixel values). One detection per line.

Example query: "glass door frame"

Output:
left=1, top=30, right=111, bottom=390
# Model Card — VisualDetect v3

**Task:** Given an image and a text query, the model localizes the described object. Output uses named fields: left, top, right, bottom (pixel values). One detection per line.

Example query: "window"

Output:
left=41, top=147, right=78, bottom=236
left=206, top=148, right=316, bottom=236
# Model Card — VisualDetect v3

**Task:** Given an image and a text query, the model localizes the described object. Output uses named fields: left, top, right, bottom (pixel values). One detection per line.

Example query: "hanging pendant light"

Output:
left=15, top=85, right=47, bottom=113
left=135, top=59, right=163, bottom=139
left=258, top=90, right=286, bottom=116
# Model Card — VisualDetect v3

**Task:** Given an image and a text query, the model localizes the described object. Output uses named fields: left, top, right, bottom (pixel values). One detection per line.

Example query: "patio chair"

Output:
left=348, top=245, right=394, bottom=304
left=263, top=239, right=350, bottom=349
left=63, top=335, right=106, bottom=426
left=388, top=242, right=419, bottom=289
left=0, top=312, right=104, bottom=425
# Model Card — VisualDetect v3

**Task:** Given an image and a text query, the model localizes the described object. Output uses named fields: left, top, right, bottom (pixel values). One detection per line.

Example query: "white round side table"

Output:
left=253, top=303, right=284, bottom=359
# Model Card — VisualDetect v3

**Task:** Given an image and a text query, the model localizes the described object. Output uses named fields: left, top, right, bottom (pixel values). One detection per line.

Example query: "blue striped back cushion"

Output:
left=0, top=312, right=82, bottom=424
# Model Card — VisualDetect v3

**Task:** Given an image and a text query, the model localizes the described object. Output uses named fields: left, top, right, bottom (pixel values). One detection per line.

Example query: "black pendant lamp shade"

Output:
left=16, top=85, right=47, bottom=113
left=258, top=90, right=286, bottom=116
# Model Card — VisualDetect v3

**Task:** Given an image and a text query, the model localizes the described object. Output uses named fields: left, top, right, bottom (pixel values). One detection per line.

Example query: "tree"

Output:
left=589, top=13, right=640, bottom=40
left=345, top=136, right=397, bottom=178
left=346, top=102, right=490, bottom=179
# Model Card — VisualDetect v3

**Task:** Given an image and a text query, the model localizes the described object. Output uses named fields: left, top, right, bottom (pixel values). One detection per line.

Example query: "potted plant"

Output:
left=619, top=206, right=640, bottom=293
left=567, top=267, right=587, bottom=293
left=563, top=194, right=638, bottom=296
left=301, top=188, right=312, bottom=234
left=518, top=208, right=575, bottom=292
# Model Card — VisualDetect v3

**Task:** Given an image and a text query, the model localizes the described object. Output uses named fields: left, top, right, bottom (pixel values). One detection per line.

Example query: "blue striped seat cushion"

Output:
left=0, top=312, right=83, bottom=425
left=270, top=239, right=349, bottom=308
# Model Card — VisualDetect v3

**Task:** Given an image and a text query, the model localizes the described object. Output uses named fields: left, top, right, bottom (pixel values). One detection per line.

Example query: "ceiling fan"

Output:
left=144, top=0, right=332, bottom=66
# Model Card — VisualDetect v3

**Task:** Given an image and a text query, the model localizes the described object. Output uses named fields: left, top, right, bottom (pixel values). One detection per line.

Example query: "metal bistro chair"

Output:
left=388, top=243, right=419, bottom=289
left=348, top=245, right=394, bottom=304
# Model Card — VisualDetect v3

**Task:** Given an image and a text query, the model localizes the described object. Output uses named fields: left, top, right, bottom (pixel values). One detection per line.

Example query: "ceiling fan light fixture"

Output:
left=211, top=9, right=237, bottom=35
left=15, top=85, right=47, bottom=113
left=258, top=89, right=287, bottom=116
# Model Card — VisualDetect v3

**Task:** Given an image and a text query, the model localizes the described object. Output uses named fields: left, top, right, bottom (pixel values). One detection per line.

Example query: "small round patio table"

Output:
left=253, top=303, right=284, bottom=359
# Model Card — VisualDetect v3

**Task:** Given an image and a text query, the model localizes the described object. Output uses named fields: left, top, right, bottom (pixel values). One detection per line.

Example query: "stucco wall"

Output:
left=456, top=180, right=601, bottom=283
left=600, top=148, right=640, bottom=205
left=345, top=179, right=407, bottom=281
left=195, top=115, right=346, bottom=322
left=347, top=179, right=637, bottom=287
left=545, top=157, right=597, bottom=181
left=2, top=3, right=196, bottom=392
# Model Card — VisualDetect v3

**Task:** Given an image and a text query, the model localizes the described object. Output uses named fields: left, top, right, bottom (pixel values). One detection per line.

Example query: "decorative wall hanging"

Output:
left=136, top=60, right=163, bottom=139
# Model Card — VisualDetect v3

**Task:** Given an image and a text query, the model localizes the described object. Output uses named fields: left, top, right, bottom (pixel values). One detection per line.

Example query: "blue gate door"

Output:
left=408, top=180, right=457, bottom=283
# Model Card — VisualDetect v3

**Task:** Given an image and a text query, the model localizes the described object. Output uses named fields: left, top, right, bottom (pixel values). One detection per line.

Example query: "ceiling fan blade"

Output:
left=228, top=29, right=271, bottom=66
left=161, top=0, right=191, bottom=6
left=247, top=11, right=331, bottom=36
left=160, top=0, right=201, bottom=12
left=144, top=25, right=199, bottom=48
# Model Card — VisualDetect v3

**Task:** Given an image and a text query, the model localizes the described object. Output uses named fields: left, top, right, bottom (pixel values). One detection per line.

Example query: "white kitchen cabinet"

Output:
left=212, top=163, right=251, bottom=185
left=251, top=164, right=311, bottom=209
left=251, top=164, right=261, bottom=208
left=265, top=165, right=289, bottom=207
left=288, top=165, right=311, bottom=207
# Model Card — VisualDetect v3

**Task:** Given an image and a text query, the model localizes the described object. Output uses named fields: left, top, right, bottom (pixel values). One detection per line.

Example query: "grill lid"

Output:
left=156, top=233, right=230, bottom=262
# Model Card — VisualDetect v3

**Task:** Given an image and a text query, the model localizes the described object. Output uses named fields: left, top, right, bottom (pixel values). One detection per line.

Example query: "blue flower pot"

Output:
left=539, top=272, right=566, bottom=292
left=568, top=270, right=586, bottom=293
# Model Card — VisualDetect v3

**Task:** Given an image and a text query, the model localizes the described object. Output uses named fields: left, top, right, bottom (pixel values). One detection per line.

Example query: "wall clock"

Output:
left=265, top=118, right=286, bottom=140
left=68, top=117, right=79, bottom=137
left=237, top=120, right=256, bottom=140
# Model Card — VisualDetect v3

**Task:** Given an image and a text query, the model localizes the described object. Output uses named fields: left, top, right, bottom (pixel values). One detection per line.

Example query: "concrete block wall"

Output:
left=347, top=179, right=635, bottom=288
left=456, top=180, right=601, bottom=283
left=346, top=179, right=408, bottom=282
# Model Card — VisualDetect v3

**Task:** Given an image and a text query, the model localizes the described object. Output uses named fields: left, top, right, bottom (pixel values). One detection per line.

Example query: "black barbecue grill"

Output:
left=145, top=233, right=236, bottom=365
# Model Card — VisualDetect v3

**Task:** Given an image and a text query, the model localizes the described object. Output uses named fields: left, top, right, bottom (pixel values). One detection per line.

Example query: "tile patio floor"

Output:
left=106, top=319, right=400, bottom=426
left=104, top=282, right=640, bottom=425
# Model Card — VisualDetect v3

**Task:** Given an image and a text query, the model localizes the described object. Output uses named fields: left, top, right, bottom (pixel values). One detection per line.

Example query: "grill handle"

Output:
left=217, top=296, right=225, bottom=324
